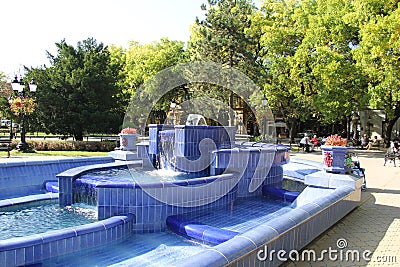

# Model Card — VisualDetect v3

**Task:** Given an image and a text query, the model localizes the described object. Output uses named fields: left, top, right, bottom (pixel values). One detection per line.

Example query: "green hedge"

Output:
left=10, top=139, right=116, bottom=152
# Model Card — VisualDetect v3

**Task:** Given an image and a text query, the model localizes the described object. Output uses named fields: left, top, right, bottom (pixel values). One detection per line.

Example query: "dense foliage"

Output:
left=28, top=38, right=123, bottom=141
left=1, top=0, right=399, bottom=147
left=351, top=0, right=400, bottom=145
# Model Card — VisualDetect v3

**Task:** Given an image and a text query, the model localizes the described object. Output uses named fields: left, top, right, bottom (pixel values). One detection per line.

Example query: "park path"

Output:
left=285, top=150, right=400, bottom=267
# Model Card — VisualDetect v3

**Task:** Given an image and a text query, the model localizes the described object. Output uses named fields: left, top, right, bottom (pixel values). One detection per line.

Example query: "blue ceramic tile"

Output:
left=64, top=237, right=74, bottom=254
left=86, top=232, right=95, bottom=248
left=49, top=241, right=59, bottom=257
left=103, top=206, right=111, bottom=220
left=79, top=234, right=88, bottom=250
left=41, top=242, right=50, bottom=259
left=5, top=250, right=16, bottom=267
left=15, top=248, right=25, bottom=266
left=56, top=239, right=66, bottom=256
left=116, top=188, right=124, bottom=206
left=33, top=244, right=43, bottom=262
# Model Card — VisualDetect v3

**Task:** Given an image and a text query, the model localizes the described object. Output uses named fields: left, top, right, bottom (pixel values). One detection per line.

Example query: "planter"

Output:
left=321, top=145, right=354, bottom=174
left=119, top=134, right=138, bottom=151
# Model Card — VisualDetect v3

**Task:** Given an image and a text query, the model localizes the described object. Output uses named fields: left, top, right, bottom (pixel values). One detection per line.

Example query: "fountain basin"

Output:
left=58, top=161, right=240, bottom=232
left=0, top=153, right=364, bottom=266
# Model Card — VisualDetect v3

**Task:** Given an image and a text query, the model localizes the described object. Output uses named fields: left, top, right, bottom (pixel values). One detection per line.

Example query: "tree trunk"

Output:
left=346, top=115, right=351, bottom=139
left=383, top=103, right=400, bottom=148
left=228, top=50, right=234, bottom=127
left=74, top=130, right=84, bottom=141
left=287, top=118, right=296, bottom=144
left=384, top=117, right=398, bottom=148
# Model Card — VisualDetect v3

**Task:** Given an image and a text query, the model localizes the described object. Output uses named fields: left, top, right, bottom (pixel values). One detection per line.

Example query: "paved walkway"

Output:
left=285, top=149, right=400, bottom=267
left=0, top=155, right=71, bottom=162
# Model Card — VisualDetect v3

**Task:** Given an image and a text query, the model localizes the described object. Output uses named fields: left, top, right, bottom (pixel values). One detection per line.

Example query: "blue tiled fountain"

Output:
left=0, top=124, right=364, bottom=267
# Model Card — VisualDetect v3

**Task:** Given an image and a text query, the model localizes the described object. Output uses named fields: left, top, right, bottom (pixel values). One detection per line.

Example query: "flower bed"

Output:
left=13, top=140, right=116, bottom=152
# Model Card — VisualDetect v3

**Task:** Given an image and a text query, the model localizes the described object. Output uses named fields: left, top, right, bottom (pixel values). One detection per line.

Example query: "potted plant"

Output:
left=9, top=96, right=36, bottom=116
left=119, top=127, right=138, bottom=151
left=321, top=135, right=353, bottom=173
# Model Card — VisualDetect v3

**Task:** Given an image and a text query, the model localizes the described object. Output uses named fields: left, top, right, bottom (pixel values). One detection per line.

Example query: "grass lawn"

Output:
left=1, top=150, right=109, bottom=158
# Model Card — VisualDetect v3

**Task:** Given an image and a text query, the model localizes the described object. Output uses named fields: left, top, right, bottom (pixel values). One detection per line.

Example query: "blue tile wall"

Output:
left=0, top=214, right=134, bottom=267
left=148, top=124, right=174, bottom=155
left=174, top=126, right=236, bottom=159
left=58, top=161, right=141, bottom=207
left=175, top=186, right=358, bottom=267
left=211, top=145, right=288, bottom=199
left=95, top=173, right=238, bottom=233
left=0, top=157, right=114, bottom=201
left=136, top=142, right=149, bottom=158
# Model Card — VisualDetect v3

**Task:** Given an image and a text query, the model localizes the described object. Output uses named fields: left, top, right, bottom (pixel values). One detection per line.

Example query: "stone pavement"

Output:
left=0, top=155, right=71, bottom=162
left=284, top=150, right=400, bottom=267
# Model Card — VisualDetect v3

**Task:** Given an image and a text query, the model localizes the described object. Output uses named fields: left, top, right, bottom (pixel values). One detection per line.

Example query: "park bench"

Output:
left=0, top=139, right=12, bottom=158
left=369, top=140, right=381, bottom=150
left=384, top=151, right=399, bottom=167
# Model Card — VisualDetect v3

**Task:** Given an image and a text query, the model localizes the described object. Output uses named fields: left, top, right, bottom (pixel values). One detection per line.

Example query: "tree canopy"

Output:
left=352, top=0, right=400, bottom=144
left=30, top=38, right=123, bottom=140
left=1, top=0, right=399, bottom=146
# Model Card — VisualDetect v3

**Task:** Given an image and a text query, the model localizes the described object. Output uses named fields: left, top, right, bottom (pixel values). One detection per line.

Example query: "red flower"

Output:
left=324, top=152, right=333, bottom=167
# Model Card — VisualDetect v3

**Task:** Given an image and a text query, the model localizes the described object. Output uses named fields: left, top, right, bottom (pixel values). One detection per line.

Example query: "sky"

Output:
left=0, top=0, right=205, bottom=78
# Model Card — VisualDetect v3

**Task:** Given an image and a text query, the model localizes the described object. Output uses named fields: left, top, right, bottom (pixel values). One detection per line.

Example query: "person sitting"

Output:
left=352, top=131, right=361, bottom=147
left=366, top=135, right=379, bottom=150
left=361, top=134, right=369, bottom=149
left=390, top=139, right=399, bottom=154
left=300, top=134, right=313, bottom=152
left=311, top=135, right=321, bottom=149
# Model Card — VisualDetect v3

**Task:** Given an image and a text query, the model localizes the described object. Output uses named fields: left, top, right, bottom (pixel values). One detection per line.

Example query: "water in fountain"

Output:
left=159, top=130, right=176, bottom=170
left=73, top=180, right=98, bottom=206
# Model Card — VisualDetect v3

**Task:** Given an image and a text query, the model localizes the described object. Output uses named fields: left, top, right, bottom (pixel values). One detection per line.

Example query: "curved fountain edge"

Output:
left=173, top=185, right=359, bottom=267
left=0, top=156, right=115, bottom=200
left=0, top=192, right=59, bottom=209
left=0, top=214, right=135, bottom=266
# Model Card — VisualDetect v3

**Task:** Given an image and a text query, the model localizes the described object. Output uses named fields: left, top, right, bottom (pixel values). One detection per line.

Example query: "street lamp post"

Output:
left=261, top=95, right=268, bottom=142
left=367, top=114, right=372, bottom=137
left=11, top=75, right=37, bottom=151
left=351, top=112, right=360, bottom=136
left=170, top=100, right=177, bottom=125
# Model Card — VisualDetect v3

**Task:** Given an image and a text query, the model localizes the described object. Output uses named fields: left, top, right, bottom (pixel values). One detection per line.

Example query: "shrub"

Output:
left=22, top=140, right=116, bottom=152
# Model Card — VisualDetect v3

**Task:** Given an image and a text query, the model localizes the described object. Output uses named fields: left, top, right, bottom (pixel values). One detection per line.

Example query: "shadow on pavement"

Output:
left=363, top=187, right=400, bottom=195
left=282, top=194, right=400, bottom=266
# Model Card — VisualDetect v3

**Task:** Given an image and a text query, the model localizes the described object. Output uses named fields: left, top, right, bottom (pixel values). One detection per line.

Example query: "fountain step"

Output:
left=45, top=181, right=59, bottom=193
left=262, top=186, right=300, bottom=202
left=0, top=193, right=58, bottom=209
left=166, top=215, right=239, bottom=244
left=108, top=150, right=140, bottom=161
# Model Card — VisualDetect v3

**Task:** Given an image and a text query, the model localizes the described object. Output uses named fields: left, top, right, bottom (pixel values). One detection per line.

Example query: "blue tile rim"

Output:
left=0, top=193, right=58, bottom=209
left=0, top=212, right=135, bottom=265
left=174, top=185, right=358, bottom=266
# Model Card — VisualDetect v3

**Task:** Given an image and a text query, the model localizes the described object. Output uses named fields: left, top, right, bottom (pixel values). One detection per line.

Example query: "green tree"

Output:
left=125, top=38, right=184, bottom=91
left=253, top=0, right=310, bottom=141
left=188, top=0, right=261, bottom=80
left=31, top=38, right=123, bottom=140
left=187, top=0, right=263, bottom=126
left=255, top=0, right=368, bottom=139
left=108, top=44, right=131, bottom=126
left=352, top=1, right=400, bottom=146
left=0, top=72, right=13, bottom=121
left=124, top=38, right=185, bottom=118
left=291, top=0, right=367, bottom=126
